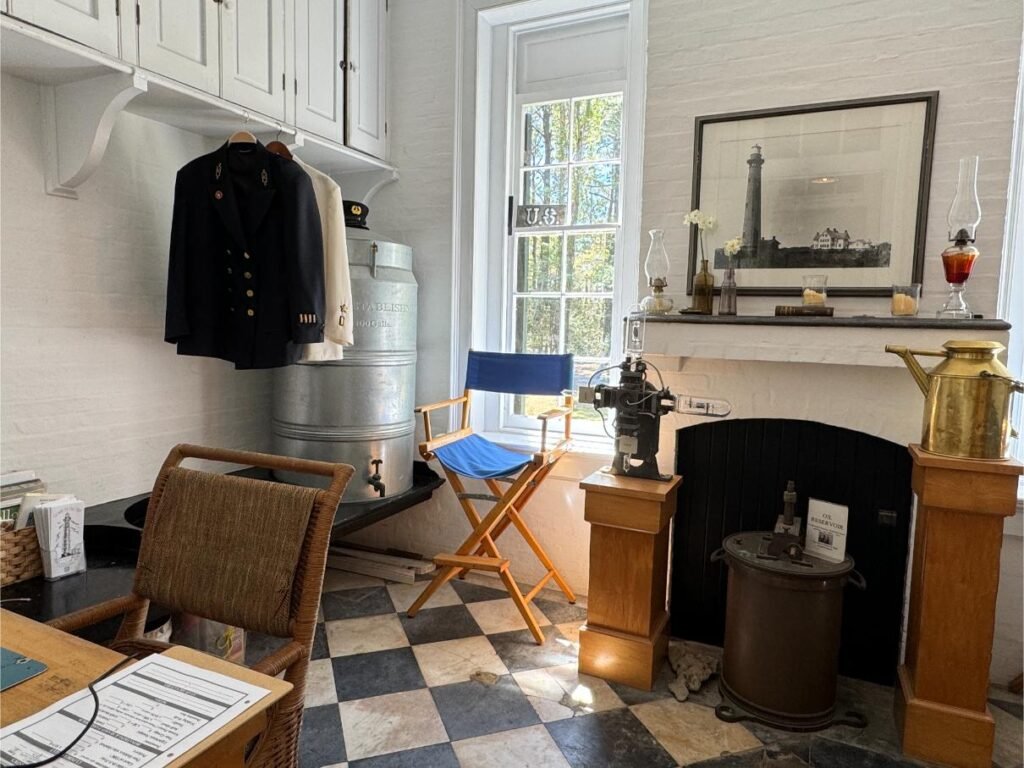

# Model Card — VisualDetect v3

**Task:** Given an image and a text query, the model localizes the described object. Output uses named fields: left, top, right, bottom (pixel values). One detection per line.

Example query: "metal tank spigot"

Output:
left=369, top=459, right=386, bottom=498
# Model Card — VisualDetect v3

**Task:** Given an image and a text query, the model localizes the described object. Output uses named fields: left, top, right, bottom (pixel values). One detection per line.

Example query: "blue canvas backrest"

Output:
left=465, top=351, right=574, bottom=396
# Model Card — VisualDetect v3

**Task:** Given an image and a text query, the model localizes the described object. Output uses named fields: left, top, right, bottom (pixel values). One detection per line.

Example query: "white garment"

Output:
left=294, top=155, right=354, bottom=361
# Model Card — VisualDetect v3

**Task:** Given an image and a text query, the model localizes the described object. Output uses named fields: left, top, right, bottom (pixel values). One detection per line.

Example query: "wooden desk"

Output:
left=0, top=610, right=291, bottom=767
left=578, top=470, right=682, bottom=690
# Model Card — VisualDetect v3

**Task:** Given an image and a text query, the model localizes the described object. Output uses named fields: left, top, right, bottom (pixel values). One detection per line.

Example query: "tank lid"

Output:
left=346, top=225, right=409, bottom=247
left=722, top=531, right=853, bottom=577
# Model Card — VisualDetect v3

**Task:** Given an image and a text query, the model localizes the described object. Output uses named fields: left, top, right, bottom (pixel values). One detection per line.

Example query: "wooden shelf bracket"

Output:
left=40, top=72, right=148, bottom=199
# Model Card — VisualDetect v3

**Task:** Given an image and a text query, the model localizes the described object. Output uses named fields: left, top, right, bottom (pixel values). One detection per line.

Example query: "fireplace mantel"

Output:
left=641, top=316, right=1011, bottom=368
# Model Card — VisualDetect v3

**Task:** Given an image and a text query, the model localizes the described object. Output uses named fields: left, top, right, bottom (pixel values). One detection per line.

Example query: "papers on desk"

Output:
left=0, top=654, right=271, bottom=767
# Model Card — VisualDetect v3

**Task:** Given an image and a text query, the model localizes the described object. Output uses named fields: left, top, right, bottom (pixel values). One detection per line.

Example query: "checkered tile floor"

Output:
left=245, top=569, right=1023, bottom=768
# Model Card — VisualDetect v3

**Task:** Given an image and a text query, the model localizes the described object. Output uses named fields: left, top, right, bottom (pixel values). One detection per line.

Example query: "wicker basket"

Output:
left=1, top=522, right=43, bottom=586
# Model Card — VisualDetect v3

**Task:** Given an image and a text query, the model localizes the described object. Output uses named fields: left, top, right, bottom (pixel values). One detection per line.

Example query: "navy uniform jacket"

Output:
left=165, top=142, right=325, bottom=369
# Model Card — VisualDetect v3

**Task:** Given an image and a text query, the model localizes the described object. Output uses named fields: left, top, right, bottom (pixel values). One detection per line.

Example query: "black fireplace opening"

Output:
left=672, top=418, right=913, bottom=686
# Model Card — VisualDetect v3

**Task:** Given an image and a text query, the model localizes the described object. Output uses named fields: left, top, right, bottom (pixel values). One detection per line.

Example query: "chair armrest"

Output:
left=536, top=406, right=573, bottom=421
left=414, top=396, right=468, bottom=414
left=46, top=594, right=147, bottom=634
left=250, top=640, right=306, bottom=677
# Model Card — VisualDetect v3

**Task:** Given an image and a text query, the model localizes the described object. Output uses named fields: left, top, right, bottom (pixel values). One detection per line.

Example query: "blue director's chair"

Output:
left=406, top=351, right=577, bottom=643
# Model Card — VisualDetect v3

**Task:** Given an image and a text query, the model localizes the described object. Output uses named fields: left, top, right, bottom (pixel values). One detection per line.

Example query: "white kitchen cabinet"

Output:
left=345, top=0, right=386, bottom=159
left=9, top=0, right=119, bottom=56
left=294, top=0, right=344, bottom=142
left=220, top=0, right=286, bottom=120
left=137, top=0, right=219, bottom=94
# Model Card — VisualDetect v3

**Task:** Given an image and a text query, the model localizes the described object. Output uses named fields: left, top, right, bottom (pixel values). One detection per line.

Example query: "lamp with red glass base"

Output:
left=937, top=156, right=981, bottom=319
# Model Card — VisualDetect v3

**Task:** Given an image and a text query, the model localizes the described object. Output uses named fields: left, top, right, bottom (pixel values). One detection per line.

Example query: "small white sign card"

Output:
left=805, top=498, right=849, bottom=563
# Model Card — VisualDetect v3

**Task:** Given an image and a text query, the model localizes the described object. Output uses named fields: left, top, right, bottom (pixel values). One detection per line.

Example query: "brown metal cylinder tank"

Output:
left=714, top=531, right=863, bottom=731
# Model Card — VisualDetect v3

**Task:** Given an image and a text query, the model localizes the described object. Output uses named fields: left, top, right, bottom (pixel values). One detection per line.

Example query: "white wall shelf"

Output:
left=640, top=315, right=1012, bottom=368
left=1, top=16, right=396, bottom=197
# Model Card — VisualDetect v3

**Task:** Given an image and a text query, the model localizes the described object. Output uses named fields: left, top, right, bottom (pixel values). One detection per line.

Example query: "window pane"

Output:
left=514, top=297, right=561, bottom=354
left=523, top=168, right=568, bottom=207
left=572, top=94, right=622, bottom=162
left=571, top=163, right=620, bottom=224
left=566, top=297, right=612, bottom=358
left=516, top=235, right=563, bottom=293
left=572, top=359, right=612, bottom=423
left=524, top=101, right=569, bottom=167
left=567, top=232, right=615, bottom=292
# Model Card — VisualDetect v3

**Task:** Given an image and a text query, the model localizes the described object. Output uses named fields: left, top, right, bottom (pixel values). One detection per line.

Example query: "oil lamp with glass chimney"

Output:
left=641, top=229, right=673, bottom=314
left=937, top=156, right=981, bottom=319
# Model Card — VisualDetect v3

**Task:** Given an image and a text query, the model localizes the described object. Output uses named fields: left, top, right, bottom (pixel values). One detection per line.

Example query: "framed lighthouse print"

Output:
left=686, top=92, right=938, bottom=296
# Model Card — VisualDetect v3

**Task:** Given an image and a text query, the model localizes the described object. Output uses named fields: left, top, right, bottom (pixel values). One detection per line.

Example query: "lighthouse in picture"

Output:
left=741, top=144, right=764, bottom=260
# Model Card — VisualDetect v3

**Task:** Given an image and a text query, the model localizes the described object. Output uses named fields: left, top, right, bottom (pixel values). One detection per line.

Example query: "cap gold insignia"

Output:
left=352, top=205, right=362, bottom=215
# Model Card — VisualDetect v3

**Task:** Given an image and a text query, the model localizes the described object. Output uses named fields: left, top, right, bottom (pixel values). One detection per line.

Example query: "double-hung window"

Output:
left=508, top=92, right=624, bottom=432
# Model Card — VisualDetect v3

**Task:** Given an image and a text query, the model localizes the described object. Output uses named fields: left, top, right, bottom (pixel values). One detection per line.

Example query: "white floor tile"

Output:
left=304, top=658, right=338, bottom=708
left=388, top=581, right=461, bottom=613
left=325, top=613, right=409, bottom=657
left=465, top=598, right=551, bottom=635
left=412, top=635, right=509, bottom=687
left=452, top=724, right=571, bottom=767
left=340, top=689, right=449, bottom=761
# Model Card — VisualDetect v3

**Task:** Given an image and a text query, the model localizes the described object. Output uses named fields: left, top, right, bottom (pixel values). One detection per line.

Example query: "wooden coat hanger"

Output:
left=266, top=125, right=293, bottom=160
left=228, top=112, right=258, bottom=145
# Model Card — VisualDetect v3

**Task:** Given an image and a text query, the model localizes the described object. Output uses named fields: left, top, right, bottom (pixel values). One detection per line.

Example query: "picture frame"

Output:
left=686, top=92, right=939, bottom=297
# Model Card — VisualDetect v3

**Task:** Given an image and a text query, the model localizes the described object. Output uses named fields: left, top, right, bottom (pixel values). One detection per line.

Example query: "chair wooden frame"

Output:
left=46, top=444, right=354, bottom=768
left=407, top=389, right=576, bottom=644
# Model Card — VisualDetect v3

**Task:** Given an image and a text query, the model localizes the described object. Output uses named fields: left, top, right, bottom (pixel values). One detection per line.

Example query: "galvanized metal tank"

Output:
left=272, top=226, right=417, bottom=502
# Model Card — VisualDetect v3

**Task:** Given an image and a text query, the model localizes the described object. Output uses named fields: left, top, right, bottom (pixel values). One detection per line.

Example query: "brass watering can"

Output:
left=886, top=340, right=1023, bottom=460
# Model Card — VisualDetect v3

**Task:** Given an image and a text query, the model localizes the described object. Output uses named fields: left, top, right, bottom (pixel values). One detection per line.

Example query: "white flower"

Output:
left=683, top=209, right=717, bottom=232
left=724, top=237, right=743, bottom=257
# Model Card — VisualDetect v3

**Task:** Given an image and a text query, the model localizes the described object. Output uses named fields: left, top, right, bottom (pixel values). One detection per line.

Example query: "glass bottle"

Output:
left=938, top=156, right=981, bottom=319
left=693, top=258, right=715, bottom=315
left=718, top=267, right=737, bottom=315
left=640, top=229, right=673, bottom=314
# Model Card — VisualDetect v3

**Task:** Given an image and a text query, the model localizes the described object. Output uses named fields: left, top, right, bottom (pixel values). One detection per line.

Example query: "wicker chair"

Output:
left=47, top=444, right=353, bottom=768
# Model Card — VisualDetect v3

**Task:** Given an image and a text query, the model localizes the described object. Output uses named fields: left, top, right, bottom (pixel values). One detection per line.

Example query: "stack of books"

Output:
left=1, top=470, right=46, bottom=524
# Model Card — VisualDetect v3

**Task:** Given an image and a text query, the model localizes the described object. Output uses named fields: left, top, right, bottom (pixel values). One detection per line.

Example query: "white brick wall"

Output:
left=0, top=74, right=273, bottom=505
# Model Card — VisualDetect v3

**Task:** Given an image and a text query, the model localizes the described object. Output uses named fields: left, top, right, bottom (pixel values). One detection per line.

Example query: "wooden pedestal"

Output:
left=895, top=445, right=1022, bottom=768
left=578, top=470, right=681, bottom=690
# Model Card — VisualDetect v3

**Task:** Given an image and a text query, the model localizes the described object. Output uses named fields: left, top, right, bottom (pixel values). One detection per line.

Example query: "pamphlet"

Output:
left=804, top=498, right=849, bottom=563
left=33, top=496, right=87, bottom=580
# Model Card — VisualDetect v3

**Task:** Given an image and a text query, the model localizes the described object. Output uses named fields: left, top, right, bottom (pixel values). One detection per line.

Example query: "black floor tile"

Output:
left=430, top=675, right=540, bottom=741
left=488, top=624, right=578, bottom=673
left=399, top=603, right=484, bottom=645
left=990, top=698, right=1024, bottom=719
left=808, top=737, right=921, bottom=767
left=545, top=708, right=676, bottom=768
left=332, top=647, right=426, bottom=701
left=450, top=579, right=508, bottom=603
left=606, top=661, right=676, bottom=706
left=532, top=596, right=587, bottom=625
left=299, top=703, right=346, bottom=768
left=349, top=743, right=460, bottom=768
left=321, top=585, right=396, bottom=621
left=310, top=621, right=330, bottom=661
left=244, top=630, right=288, bottom=667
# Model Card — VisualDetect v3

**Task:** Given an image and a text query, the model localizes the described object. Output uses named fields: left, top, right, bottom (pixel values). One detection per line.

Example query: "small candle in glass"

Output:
left=891, top=284, right=921, bottom=317
left=802, top=275, right=828, bottom=305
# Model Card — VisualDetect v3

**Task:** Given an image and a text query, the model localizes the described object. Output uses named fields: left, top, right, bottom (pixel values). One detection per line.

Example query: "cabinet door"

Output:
left=10, top=0, right=119, bottom=56
left=295, top=0, right=344, bottom=142
left=345, top=0, right=386, bottom=159
left=138, top=0, right=219, bottom=94
left=221, top=0, right=286, bottom=120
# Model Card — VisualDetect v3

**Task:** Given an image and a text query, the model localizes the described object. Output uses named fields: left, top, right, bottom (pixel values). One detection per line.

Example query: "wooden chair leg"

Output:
left=505, top=505, right=576, bottom=603
left=406, top=565, right=460, bottom=617
left=499, top=566, right=545, bottom=644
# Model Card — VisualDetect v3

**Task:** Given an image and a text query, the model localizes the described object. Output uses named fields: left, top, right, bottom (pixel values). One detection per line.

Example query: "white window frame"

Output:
left=454, top=0, right=646, bottom=447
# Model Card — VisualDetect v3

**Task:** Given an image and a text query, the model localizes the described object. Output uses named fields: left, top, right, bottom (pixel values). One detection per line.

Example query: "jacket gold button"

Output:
left=226, top=267, right=233, bottom=274
left=243, top=252, right=251, bottom=260
left=244, top=271, right=252, bottom=279
left=247, top=308, right=255, bottom=317
left=214, top=190, right=223, bottom=200
left=246, top=289, right=254, bottom=298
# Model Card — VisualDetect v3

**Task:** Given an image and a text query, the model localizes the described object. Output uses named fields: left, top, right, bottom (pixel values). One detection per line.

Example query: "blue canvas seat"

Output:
left=407, top=351, right=577, bottom=644
left=433, top=434, right=531, bottom=480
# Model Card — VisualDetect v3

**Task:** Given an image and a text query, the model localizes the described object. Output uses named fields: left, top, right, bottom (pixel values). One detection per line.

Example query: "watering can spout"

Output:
left=885, top=345, right=935, bottom=397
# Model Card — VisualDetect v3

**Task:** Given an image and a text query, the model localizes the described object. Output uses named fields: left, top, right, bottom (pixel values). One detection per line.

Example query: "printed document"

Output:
left=0, top=654, right=270, bottom=767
